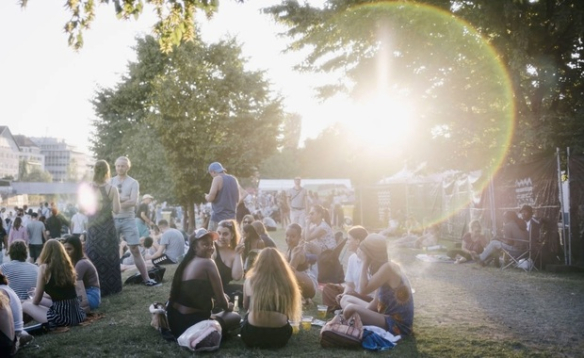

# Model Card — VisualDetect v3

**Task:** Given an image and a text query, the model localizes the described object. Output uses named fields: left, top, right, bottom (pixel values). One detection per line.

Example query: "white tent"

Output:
left=258, top=179, right=352, bottom=193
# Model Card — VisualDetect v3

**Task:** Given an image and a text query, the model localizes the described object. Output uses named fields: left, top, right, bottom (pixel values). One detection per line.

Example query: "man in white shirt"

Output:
left=70, top=210, right=88, bottom=235
left=288, top=177, right=308, bottom=225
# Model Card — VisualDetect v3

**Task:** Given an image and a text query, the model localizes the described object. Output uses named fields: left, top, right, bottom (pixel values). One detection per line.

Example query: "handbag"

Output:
left=177, top=319, right=222, bottom=353
left=319, top=312, right=363, bottom=348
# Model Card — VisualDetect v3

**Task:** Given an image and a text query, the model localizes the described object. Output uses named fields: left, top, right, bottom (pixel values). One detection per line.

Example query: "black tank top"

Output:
left=214, top=243, right=232, bottom=288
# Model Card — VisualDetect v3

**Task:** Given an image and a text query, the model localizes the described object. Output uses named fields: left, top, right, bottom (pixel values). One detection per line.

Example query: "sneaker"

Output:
left=144, top=279, right=162, bottom=287
left=18, top=332, right=34, bottom=347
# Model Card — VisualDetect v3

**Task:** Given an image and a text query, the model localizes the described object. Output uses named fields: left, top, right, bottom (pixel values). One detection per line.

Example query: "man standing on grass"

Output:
left=205, top=162, right=240, bottom=231
left=111, top=156, right=160, bottom=287
left=288, top=177, right=308, bottom=225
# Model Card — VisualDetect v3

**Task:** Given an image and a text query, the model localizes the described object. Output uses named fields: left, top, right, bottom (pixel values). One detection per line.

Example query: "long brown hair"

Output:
left=246, top=248, right=302, bottom=322
left=39, top=239, right=77, bottom=287
left=13, top=216, right=22, bottom=230
left=93, top=160, right=111, bottom=184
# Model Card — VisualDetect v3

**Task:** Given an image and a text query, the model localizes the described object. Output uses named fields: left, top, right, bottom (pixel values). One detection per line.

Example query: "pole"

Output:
left=489, top=175, right=497, bottom=238
left=556, top=148, right=569, bottom=265
left=566, top=147, right=572, bottom=265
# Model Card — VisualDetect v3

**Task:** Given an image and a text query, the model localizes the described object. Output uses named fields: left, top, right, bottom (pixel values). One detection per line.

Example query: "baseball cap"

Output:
left=142, top=194, right=154, bottom=200
left=191, top=228, right=219, bottom=242
left=208, top=162, right=226, bottom=173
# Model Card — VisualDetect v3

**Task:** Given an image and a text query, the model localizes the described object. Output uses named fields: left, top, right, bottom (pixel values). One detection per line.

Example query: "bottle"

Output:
left=233, top=295, right=240, bottom=312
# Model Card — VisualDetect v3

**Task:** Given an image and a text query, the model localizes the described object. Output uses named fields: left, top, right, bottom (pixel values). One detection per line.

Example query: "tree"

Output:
left=264, top=0, right=584, bottom=170
left=19, top=0, right=242, bottom=52
left=146, top=36, right=284, bottom=230
left=18, top=159, right=52, bottom=182
left=92, top=35, right=284, bottom=231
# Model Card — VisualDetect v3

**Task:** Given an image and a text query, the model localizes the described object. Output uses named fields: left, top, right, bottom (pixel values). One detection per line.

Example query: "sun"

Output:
left=333, top=93, right=415, bottom=150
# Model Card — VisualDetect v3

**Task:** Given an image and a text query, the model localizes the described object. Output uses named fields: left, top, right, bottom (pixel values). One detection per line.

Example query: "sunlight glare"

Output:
left=334, top=94, right=414, bottom=149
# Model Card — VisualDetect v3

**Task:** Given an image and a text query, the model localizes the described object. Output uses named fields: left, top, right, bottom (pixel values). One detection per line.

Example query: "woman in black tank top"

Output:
left=214, top=220, right=244, bottom=302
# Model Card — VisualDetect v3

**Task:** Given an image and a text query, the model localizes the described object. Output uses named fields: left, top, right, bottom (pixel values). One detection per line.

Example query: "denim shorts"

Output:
left=115, top=217, right=140, bottom=245
left=86, top=286, right=101, bottom=310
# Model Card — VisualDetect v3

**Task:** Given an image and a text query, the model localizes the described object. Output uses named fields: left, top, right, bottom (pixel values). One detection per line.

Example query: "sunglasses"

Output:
left=220, top=221, right=233, bottom=227
left=243, top=220, right=252, bottom=224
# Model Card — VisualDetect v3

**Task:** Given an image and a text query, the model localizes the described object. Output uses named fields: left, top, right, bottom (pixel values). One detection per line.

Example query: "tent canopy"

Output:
left=258, top=179, right=352, bottom=193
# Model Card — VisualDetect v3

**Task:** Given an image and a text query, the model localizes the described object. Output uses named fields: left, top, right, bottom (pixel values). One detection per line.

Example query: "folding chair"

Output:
left=500, top=238, right=533, bottom=271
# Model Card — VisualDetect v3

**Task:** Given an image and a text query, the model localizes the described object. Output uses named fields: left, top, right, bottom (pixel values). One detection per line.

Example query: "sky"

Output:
left=0, top=0, right=351, bottom=155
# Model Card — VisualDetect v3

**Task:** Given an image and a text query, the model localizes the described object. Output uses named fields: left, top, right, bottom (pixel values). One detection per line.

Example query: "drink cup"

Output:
left=301, top=316, right=312, bottom=330
left=317, top=305, right=327, bottom=319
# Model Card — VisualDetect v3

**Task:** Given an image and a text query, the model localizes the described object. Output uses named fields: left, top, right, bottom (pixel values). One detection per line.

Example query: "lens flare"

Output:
left=324, top=2, right=514, bottom=225
left=78, top=182, right=97, bottom=216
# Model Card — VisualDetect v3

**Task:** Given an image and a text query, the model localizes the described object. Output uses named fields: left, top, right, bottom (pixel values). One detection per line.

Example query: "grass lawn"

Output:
left=18, top=228, right=578, bottom=357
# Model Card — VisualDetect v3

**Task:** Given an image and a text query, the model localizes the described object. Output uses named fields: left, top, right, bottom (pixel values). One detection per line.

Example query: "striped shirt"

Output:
left=0, top=260, right=39, bottom=301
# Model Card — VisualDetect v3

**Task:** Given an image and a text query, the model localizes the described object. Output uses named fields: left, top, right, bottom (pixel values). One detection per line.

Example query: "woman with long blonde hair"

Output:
left=241, top=247, right=302, bottom=348
left=22, top=239, right=86, bottom=328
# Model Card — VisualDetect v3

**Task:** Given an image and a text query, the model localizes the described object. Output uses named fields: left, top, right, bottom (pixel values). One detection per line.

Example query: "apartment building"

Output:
left=0, top=126, right=20, bottom=179
left=30, top=137, right=92, bottom=182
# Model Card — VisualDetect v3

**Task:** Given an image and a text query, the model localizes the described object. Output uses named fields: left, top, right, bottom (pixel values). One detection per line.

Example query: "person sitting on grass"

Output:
left=478, top=211, right=528, bottom=267
left=0, top=271, right=34, bottom=348
left=120, top=236, right=154, bottom=272
left=22, top=239, right=86, bottom=330
left=62, top=236, right=101, bottom=311
left=0, top=291, right=16, bottom=356
left=322, top=226, right=373, bottom=313
left=304, top=204, right=337, bottom=256
left=240, top=214, right=254, bottom=233
left=446, top=220, right=488, bottom=263
left=285, top=223, right=317, bottom=303
left=389, top=222, right=439, bottom=249
left=0, top=240, right=39, bottom=301
left=342, top=234, right=414, bottom=337
left=251, top=220, right=277, bottom=248
left=241, top=247, right=302, bottom=349
left=241, top=224, right=265, bottom=272
left=146, top=220, right=185, bottom=266
left=167, top=229, right=240, bottom=338
left=213, top=220, right=244, bottom=302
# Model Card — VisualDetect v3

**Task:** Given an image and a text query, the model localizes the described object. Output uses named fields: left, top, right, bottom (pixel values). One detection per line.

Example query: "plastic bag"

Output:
left=177, top=319, right=222, bottom=353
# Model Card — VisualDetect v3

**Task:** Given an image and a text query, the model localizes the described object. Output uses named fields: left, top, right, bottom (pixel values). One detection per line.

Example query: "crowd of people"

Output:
left=0, top=153, right=550, bottom=356
left=0, top=160, right=414, bottom=355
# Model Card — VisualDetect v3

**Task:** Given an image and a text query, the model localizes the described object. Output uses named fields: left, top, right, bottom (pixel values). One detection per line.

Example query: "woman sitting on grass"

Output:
left=304, top=204, right=336, bottom=256
left=22, top=239, right=86, bottom=329
left=241, top=224, right=265, bottom=271
left=63, top=235, right=101, bottom=311
left=241, top=247, right=302, bottom=348
left=285, top=223, right=316, bottom=301
left=167, top=229, right=240, bottom=338
left=342, top=234, right=414, bottom=337
left=251, top=221, right=277, bottom=248
left=446, top=220, right=488, bottom=263
left=214, top=220, right=244, bottom=301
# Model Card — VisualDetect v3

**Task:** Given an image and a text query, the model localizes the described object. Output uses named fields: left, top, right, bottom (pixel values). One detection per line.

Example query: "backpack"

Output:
left=124, top=266, right=166, bottom=284
left=317, top=239, right=347, bottom=284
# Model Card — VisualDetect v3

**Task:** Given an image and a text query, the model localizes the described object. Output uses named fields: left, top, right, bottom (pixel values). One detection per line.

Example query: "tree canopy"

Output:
left=264, top=0, right=584, bottom=173
left=19, top=0, right=242, bottom=52
left=91, top=35, right=284, bottom=230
